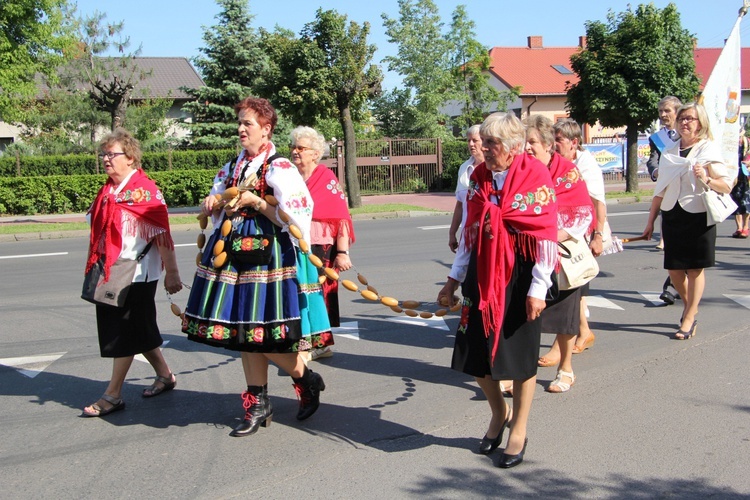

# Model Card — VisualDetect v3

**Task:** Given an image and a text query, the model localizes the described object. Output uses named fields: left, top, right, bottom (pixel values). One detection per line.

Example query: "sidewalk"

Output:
left=0, top=181, right=649, bottom=241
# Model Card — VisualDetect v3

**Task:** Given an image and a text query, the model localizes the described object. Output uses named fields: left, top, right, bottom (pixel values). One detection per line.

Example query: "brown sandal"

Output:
left=82, top=394, right=125, bottom=417
left=142, top=374, right=176, bottom=398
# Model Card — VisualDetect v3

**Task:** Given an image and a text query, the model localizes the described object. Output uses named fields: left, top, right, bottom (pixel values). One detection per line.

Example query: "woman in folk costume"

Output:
left=642, top=102, right=733, bottom=340
left=182, top=98, right=331, bottom=437
left=437, top=112, right=558, bottom=468
left=524, top=115, right=595, bottom=394
left=82, top=128, right=183, bottom=417
left=290, top=126, right=355, bottom=361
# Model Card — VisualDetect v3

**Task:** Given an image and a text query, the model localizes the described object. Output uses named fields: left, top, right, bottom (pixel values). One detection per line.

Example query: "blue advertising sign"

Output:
left=583, top=138, right=651, bottom=175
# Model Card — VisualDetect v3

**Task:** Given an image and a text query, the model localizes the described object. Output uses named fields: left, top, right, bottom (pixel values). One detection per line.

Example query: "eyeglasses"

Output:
left=678, top=116, right=698, bottom=124
left=290, top=145, right=314, bottom=153
left=98, top=152, right=127, bottom=160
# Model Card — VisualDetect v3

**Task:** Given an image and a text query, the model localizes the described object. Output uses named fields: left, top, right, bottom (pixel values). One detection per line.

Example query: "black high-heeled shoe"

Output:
left=498, top=438, right=528, bottom=468
left=673, top=320, right=697, bottom=340
left=479, top=405, right=512, bottom=455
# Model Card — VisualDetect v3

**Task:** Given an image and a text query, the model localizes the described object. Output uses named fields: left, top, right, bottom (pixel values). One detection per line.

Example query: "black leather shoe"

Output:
left=659, top=289, right=675, bottom=305
left=479, top=406, right=511, bottom=455
left=230, top=387, right=273, bottom=437
left=293, top=370, right=326, bottom=421
left=498, top=438, right=528, bottom=469
left=479, top=433, right=503, bottom=455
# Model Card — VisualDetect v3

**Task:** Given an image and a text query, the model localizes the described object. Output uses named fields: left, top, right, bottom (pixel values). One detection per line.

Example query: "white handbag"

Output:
left=557, top=237, right=600, bottom=291
left=701, top=188, right=737, bottom=226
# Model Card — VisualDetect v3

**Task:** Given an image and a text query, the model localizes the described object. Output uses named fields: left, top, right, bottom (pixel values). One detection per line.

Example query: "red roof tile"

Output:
left=694, top=47, right=750, bottom=90
left=489, top=44, right=750, bottom=95
left=488, top=46, right=580, bottom=95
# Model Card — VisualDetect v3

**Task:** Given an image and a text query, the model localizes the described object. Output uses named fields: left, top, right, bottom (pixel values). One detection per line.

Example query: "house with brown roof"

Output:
left=0, top=57, right=205, bottom=150
left=444, top=35, right=750, bottom=141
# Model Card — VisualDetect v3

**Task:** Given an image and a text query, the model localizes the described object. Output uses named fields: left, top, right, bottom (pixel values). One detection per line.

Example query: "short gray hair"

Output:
left=553, top=118, right=584, bottom=151
left=290, top=126, right=329, bottom=159
left=466, top=124, right=481, bottom=138
left=658, top=96, right=682, bottom=110
left=479, top=112, right=526, bottom=154
left=523, top=115, right=555, bottom=150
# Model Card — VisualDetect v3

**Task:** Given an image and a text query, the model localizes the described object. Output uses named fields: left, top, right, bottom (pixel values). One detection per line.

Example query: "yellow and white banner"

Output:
left=700, top=10, right=744, bottom=181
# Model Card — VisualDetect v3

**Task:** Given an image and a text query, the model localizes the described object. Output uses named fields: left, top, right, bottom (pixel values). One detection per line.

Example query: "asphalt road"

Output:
left=1, top=204, right=749, bottom=499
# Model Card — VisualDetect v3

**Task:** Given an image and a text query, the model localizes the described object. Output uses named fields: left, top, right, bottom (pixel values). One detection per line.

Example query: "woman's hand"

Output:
left=333, top=253, right=352, bottom=272
left=641, top=221, right=654, bottom=241
left=526, top=296, right=546, bottom=322
left=693, top=163, right=708, bottom=183
left=437, top=279, right=460, bottom=307
left=164, top=270, right=183, bottom=294
left=201, top=195, right=217, bottom=216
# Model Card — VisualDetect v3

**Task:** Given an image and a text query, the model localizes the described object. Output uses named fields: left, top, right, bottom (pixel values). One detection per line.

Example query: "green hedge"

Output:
left=0, top=149, right=237, bottom=176
left=0, top=170, right=217, bottom=215
left=441, top=139, right=468, bottom=191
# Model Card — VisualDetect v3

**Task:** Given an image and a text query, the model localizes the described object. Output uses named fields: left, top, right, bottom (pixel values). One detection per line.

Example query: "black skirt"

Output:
left=541, top=285, right=581, bottom=335
left=451, top=251, right=541, bottom=381
left=96, top=280, right=163, bottom=358
left=662, top=203, right=716, bottom=270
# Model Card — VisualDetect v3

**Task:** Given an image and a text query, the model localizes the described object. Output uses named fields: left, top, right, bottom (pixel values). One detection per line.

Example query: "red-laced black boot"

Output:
left=292, top=369, right=325, bottom=421
left=230, top=385, right=272, bottom=437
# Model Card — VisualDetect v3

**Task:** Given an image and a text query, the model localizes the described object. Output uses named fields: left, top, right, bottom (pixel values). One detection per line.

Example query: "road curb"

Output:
left=0, top=197, right=648, bottom=242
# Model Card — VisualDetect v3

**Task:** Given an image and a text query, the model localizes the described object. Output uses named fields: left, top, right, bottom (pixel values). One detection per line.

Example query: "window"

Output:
left=551, top=65, right=573, bottom=75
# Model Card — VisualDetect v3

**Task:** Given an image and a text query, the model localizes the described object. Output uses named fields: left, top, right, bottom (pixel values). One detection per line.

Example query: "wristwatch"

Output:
left=337, top=250, right=349, bottom=255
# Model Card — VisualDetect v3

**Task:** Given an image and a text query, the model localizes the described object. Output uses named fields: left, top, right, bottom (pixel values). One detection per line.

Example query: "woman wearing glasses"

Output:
left=290, top=126, right=355, bottom=361
left=182, top=98, right=332, bottom=436
left=642, top=102, right=733, bottom=340
left=82, top=128, right=183, bottom=417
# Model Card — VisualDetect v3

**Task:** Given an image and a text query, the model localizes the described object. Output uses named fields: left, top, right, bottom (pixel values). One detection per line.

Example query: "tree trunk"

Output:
left=625, top=124, right=639, bottom=192
left=339, top=105, right=361, bottom=208
left=112, top=94, right=129, bottom=131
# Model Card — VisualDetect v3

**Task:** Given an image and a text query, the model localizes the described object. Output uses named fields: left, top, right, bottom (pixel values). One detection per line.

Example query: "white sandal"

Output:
left=546, top=370, right=575, bottom=393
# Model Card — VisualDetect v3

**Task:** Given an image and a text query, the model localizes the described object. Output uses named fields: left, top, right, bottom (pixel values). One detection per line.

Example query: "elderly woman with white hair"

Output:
left=437, top=112, right=558, bottom=468
left=290, top=126, right=355, bottom=360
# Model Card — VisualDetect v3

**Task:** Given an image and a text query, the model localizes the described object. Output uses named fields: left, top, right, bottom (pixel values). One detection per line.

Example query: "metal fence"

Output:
left=321, top=138, right=443, bottom=195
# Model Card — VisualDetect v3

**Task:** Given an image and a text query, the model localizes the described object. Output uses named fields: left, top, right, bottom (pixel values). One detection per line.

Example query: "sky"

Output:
left=70, top=0, right=750, bottom=90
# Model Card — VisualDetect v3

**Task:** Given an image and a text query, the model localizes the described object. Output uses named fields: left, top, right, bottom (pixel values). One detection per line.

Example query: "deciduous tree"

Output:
left=0, top=0, right=77, bottom=121
left=381, top=0, right=453, bottom=139
left=258, top=9, right=382, bottom=208
left=566, top=3, right=699, bottom=191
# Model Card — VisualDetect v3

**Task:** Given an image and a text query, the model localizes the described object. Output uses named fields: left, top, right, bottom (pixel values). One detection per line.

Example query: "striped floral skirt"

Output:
left=182, top=212, right=332, bottom=353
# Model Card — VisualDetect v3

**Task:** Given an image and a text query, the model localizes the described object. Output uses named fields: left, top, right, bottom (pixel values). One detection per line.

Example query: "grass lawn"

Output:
left=0, top=204, right=436, bottom=234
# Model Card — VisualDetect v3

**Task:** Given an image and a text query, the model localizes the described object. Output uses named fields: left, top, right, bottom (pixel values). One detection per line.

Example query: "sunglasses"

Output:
left=290, top=145, right=314, bottom=153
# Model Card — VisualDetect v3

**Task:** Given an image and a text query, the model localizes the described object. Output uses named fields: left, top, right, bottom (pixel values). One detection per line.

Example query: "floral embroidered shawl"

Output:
left=464, top=153, right=558, bottom=362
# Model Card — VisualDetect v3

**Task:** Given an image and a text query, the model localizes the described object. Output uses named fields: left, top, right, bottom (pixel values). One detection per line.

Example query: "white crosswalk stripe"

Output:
left=586, top=295, right=624, bottom=310
left=0, top=352, right=66, bottom=378
left=332, top=321, right=360, bottom=340
left=724, top=294, right=750, bottom=310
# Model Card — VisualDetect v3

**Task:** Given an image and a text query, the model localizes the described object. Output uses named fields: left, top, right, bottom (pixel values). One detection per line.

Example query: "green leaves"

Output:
left=567, top=2, right=700, bottom=191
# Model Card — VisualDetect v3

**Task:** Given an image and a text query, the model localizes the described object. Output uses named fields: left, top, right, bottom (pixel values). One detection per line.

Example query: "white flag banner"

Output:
left=700, top=13, right=743, bottom=181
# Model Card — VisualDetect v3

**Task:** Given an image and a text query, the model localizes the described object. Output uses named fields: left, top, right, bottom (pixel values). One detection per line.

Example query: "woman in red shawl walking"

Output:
left=82, top=128, right=183, bottom=417
left=524, top=115, right=594, bottom=394
left=291, top=126, right=355, bottom=361
left=437, top=113, right=558, bottom=468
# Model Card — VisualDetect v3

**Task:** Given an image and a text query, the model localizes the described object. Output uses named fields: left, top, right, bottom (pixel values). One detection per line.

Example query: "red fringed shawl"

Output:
left=85, top=169, right=173, bottom=281
left=306, top=164, right=355, bottom=243
left=547, top=153, right=595, bottom=233
left=464, top=153, right=558, bottom=362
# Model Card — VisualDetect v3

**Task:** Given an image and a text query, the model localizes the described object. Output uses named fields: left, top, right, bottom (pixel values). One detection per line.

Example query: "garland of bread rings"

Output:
left=167, top=188, right=463, bottom=321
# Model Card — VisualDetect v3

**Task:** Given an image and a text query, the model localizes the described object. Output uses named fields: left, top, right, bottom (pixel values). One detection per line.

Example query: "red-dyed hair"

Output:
left=234, top=97, right=278, bottom=139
